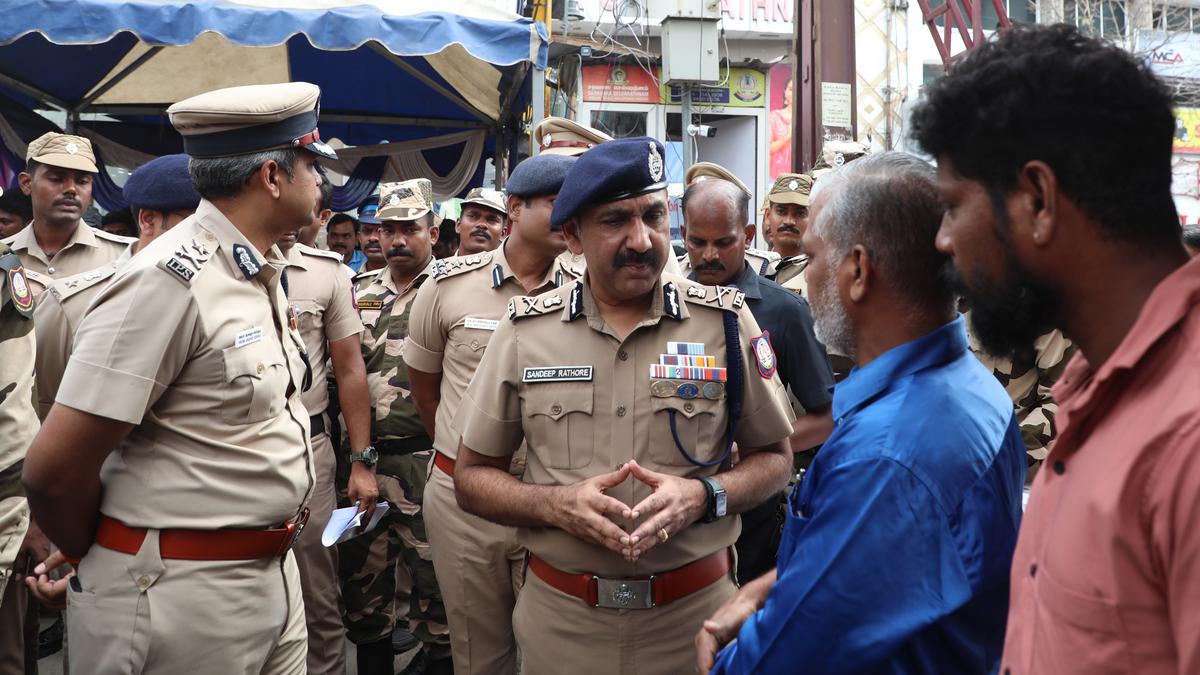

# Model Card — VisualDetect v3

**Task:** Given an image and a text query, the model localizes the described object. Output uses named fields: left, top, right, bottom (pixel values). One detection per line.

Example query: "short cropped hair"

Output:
left=188, top=149, right=299, bottom=201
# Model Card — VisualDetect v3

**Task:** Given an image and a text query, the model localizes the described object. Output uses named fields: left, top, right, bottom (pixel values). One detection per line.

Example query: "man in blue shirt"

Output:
left=697, top=152, right=1026, bottom=674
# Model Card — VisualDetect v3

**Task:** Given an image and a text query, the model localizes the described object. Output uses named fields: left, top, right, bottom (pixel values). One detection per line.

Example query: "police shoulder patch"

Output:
left=50, top=262, right=119, bottom=302
left=157, top=235, right=215, bottom=285
left=432, top=251, right=493, bottom=281
left=508, top=289, right=565, bottom=321
left=678, top=279, right=745, bottom=312
left=750, top=331, right=777, bottom=379
left=0, top=251, right=34, bottom=318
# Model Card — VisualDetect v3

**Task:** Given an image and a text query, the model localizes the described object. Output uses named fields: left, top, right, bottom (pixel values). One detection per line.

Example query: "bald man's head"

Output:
left=681, top=179, right=749, bottom=228
left=681, top=179, right=753, bottom=285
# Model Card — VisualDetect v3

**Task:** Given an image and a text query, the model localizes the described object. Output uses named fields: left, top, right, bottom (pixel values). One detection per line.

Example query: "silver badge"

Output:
left=65, top=142, right=79, bottom=155
left=834, top=152, right=846, bottom=167
left=648, top=142, right=664, bottom=182
left=788, top=179, right=798, bottom=191
left=388, top=193, right=401, bottom=206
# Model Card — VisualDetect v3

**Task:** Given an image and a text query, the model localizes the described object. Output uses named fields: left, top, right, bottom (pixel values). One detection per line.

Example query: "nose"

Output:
left=626, top=218, right=652, bottom=252
left=934, top=216, right=954, bottom=256
left=700, top=244, right=719, bottom=263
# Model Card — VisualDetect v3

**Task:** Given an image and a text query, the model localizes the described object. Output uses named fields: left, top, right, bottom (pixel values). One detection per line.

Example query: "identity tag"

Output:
left=235, top=326, right=264, bottom=348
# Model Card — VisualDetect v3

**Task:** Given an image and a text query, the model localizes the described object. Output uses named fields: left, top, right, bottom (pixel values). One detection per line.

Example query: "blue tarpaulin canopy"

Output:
left=0, top=0, right=546, bottom=207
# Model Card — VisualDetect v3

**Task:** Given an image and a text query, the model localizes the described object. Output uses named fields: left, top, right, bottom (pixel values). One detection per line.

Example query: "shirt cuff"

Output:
left=56, top=358, right=158, bottom=425
left=402, top=337, right=443, bottom=373
left=735, top=398, right=796, bottom=448
left=458, top=392, right=524, bottom=458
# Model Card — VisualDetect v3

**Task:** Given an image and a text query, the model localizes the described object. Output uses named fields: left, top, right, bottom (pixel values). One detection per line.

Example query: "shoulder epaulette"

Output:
left=48, top=262, right=119, bottom=302
left=678, top=278, right=746, bottom=312
left=296, top=243, right=345, bottom=264
left=353, top=268, right=383, bottom=292
left=93, top=228, right=137, bottom=246
left=507, top=288, right=566, bottom=321
left=432, top=252, right=492, bottom=281
left=157, top=235, right=215, bottom=285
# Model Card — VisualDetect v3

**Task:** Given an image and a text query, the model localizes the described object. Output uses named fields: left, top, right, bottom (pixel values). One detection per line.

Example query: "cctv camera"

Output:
left=687, top=124, right=717, bottom=138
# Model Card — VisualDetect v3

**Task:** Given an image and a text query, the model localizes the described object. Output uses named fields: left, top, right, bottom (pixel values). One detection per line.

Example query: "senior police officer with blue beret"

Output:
left=22, top=82, right=333, bottom=675
left=450, top=137, right=796, bottom=675
left=122, top=153, right=200, bottom=257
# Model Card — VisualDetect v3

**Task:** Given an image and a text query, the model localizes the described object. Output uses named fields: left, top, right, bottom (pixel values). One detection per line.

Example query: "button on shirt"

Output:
left=57, top=200, right=314, bottom=530
left=1002, top=257, right=1200, bottom=675
left=713, top=317, right=1026, bottom=674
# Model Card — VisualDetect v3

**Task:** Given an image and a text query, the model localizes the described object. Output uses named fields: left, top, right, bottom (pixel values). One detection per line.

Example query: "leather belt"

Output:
left=528, top=549, right=731, bottom=610
left=93, top=511, right=310, bottom=561
left=309, top=413, right=326, bottom=438
left=433, top=451, right=455, bottom=478
left=375, top=435, right=433, bottom=456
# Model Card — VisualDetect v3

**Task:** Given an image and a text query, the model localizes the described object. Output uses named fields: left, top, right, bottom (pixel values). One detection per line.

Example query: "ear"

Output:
left=258, top=160, right=285, bottom=199
left=136, top=208, right=161, bottom=237
left=1019, top=160, right=1059, bottom=249
left=743, top=223, right=757, bottom=248
left=18, top=172, right=32, bottom=196
left=845, top=244, right=873, bottom=304
left=428, top=223, right=440, bottom=244
left=507, top=195, right=523, bottom=221
left=563, top=218, right=584, bottom=256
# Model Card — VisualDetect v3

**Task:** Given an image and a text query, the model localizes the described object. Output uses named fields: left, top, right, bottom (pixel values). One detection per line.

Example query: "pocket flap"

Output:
left=650, top=395, right=721, bottom=420
left=526, top=387, right=594, bottom=421
left=222, top=340, right=283, bottom=382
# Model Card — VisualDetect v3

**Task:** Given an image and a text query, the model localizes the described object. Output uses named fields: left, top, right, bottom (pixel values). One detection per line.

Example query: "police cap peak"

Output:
left=168, top=82, right=337, bottom=160
left=378, top=178, right=434, bottom=222
left=357, top=195, right=381, bottom=225
left=551, top=136, right=668, bottom=229
left=767, top=172, right=812, bottom=206
left=123, top=154, right=200, bottom=213
left=27, top=132, right=97, bottom=173
left=685, top=161, right=751, bottom=199
left=506, top=154, right=576, bottom=199
left=534, top=117, right=613, bottom=156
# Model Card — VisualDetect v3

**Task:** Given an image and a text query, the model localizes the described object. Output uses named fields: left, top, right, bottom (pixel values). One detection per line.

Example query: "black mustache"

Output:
left=776, top=224, right=800, bottom=234
left=55, top=198, right=81, bottom=208
left=471, top=229, right=492, bottom=239
left=386, top=247, right=413, bottom=258
left=613, top=249, right=660, bottom=268
left=695, top=261, right=725, bottom=272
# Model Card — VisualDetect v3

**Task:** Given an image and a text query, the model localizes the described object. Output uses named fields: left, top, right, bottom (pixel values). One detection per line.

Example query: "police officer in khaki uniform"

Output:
left=452, top=138, right=796, bottom=675
left=2, top=133, right=133, bottom=297
left=763, top=172, right=813, bottom=289
left=0, top=241, right=39, bottom=675
left=453, top=187, right=506, bottom=256
left=404, top=153, right=582, bottom=675
left=534, top=116, right=613, bottom=156
left=340, top=179, right=451, bottom=675
left=677, top=162, right=780, bottom=278
left=32, top=154, right=201, bottom=418
left=21, top=81, right=336, bottom=675
left=278, top=206, right=370, bottom=675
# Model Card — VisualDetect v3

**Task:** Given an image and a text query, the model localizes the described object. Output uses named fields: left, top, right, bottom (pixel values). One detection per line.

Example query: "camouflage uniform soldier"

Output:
left=339, top=179, right=451, bottom=675
left=0, top=242, right=38, bottom=675
left=967, top=321, right=1074, bottom=483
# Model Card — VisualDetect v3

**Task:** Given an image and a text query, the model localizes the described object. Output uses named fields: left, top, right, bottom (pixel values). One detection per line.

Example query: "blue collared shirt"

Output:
left=347, top=248, right=367, bottom=272
left=713, top=317, right=1025, bottom=675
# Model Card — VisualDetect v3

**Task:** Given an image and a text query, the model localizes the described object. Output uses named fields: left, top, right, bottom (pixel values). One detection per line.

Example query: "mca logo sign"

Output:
left=1152, top=48, right=1185, bottom=65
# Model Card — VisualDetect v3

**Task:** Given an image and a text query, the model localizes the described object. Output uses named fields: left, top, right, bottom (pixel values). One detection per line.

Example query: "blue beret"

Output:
left=550, top=136, right=667, bottom=229
left=358, top=196, right=381, bottom=224
left=123, top=154, right=200, bottom=212
left=507, top=154, right=576, bottom=199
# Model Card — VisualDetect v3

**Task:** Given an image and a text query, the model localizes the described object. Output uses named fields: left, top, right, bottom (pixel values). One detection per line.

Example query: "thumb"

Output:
left=595, top=462, right=632, bottom=489
left=626, top=459, right=661, bottom=486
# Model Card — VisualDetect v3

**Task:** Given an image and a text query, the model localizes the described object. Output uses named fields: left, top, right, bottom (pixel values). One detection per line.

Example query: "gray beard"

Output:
left=811, top=272, right=856, bottom=359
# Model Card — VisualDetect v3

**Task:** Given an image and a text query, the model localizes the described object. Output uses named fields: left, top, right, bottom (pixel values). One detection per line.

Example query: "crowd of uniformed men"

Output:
left=1, top=22, right=1199, bottom=675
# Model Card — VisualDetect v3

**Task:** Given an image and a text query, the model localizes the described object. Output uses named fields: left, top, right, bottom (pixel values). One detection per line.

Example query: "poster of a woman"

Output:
left=769, top=64, right=793, bottom=180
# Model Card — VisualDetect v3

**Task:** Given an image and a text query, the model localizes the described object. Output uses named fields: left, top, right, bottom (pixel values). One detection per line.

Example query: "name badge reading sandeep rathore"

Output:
left=522, top=366, right=593, bottom=383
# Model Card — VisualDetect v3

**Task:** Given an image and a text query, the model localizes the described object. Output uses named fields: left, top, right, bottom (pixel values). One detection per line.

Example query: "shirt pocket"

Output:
left=292, top=298, right=323, bottom=336
left=1030, top=566, right=1134, bottom=674
left=648, top=396, right=725, bottom=467
left=524, top=387, right=594, bottom=470
left=449, top=323, right=493, bottom=355
left=220, top=340, right=290, bottom=425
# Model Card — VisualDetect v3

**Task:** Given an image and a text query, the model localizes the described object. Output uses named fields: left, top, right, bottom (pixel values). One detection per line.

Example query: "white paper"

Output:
left=321, top=501, right=390, bottom=547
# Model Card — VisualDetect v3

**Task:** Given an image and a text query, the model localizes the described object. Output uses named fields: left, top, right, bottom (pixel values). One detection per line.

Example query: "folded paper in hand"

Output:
left=322, top=501, right=390, bottom=547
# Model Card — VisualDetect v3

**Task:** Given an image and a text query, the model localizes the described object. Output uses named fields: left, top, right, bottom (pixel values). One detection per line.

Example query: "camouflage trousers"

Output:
left=337, top=450, right=450, bottom=659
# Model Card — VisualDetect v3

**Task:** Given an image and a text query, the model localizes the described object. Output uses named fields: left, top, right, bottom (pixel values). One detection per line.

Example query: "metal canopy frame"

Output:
left=917, top=0, right=1012, bottom=67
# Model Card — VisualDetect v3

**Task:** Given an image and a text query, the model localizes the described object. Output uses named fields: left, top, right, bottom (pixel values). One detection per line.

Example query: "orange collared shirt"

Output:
left=1002, top=256, right=1200, bottom=675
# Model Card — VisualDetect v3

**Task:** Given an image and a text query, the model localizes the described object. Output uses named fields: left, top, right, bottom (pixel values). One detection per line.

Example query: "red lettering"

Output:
left=772, top=0, right=789, bottom=22
left=753, top=0, right=768, bottom=22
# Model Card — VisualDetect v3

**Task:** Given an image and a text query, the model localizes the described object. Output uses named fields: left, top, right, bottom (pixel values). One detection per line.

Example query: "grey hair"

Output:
left=681, top=179, right=750, bottom=227
left=1184, top=224, right=1200, bottom=249
left=188, top=148, right=299, bottom=200
left=810, top=151, right=952, bottom=307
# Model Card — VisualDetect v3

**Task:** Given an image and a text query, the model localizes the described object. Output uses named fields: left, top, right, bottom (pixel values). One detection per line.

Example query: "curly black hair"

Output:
left=910, top=23, right=1179, bottom=245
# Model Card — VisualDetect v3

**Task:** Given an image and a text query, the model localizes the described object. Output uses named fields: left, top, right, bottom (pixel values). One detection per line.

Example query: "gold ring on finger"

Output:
left=658, top=527, right=669, bottom=543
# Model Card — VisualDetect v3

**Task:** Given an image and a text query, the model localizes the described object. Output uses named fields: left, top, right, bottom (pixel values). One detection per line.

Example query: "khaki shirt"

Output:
left=0, top=243, right=37, bottom=593
left=772, top=254, right=809, bottom=287
left=33, top=261, right=122, bottom=418
left=282, top=243, right=363, bottom=417
left=2, top=222, right=132, bottom=298
left=403, top=243, right=581, bottom=459
left=356, top=261, right=435, bottom=442
left=57, top=200, right=314, bottom=529
left=457, top=273, right=795, bottom=576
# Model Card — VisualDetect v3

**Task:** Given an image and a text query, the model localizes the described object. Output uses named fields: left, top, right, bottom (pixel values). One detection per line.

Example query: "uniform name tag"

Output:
left=522, top=366, right=593, bottom=383
left=235, top=326, right=264, bottom=348
left=357, top=299, right=384, bottom=311
left=464, top=317, right=500, bottom=331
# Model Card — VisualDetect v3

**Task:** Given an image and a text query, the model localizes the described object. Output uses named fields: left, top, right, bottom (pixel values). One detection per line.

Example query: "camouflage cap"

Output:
left=460, top=187, right=507, bottom=216
left=684, top=161, right=751, bottom=198
left=27, top=132, right=98, bottom=173
left=377, top=178, right=434, bottom=222
left=767, top=172, right=812, bottom=206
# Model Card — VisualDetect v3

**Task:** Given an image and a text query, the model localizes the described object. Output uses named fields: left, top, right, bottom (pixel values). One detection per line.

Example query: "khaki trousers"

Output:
left=67, top=529, right=307, bottom=674
left=0, top=574, right=30, bottom=675
left=292, top=427, right=346, bottom=674
left=515, top=564, right=736, bottom=675
left=423, top=463, right=524, bottom=675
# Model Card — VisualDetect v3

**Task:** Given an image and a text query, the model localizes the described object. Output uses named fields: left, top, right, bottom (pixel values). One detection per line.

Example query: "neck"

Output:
left=774, top=242, right=803, bottom=258
left=208, top=196, right=282, bottom=254
left=589, top=278, right=655, bottom=340
left=1056, top=244, right=1189, bottom=368
left=388, top=255, right=431, bottom=290
left=364, top=258, right=386, bottom=272
left=853, top=303, right=953, bottom=368
left=32, top=219, right=79, bottom=258
left=504, top=237, right=557, bottom=292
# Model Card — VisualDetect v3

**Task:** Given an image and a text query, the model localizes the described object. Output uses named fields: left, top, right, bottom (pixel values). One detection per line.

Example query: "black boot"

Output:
left=356, top=638, right=394, bottom=675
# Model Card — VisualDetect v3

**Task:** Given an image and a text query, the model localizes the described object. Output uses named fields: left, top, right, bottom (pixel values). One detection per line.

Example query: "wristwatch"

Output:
left=349, top=445, right=379, bottom=469
left=698, top=476, right=727, bottom=523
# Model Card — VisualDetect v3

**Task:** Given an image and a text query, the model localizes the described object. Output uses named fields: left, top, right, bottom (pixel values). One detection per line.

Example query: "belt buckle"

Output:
left=593, top=576, right=655, bottom=609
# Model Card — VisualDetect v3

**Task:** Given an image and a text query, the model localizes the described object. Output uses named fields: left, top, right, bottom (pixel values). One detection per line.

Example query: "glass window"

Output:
left=590, top=111, right=647, bottom=139
left=1191, top=7, right=1200, bottom=32
left=1103, top=2, right=1126, bottom=37
left=1167, top=4, right=1191, bottom=31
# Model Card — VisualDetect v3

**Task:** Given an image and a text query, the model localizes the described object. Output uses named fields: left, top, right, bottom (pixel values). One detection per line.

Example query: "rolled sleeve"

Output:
left=457, top=318, right=524, bottom=457
left=402, top=278, right=445, bottom=373
left=56, top=267, right=199, bottom=425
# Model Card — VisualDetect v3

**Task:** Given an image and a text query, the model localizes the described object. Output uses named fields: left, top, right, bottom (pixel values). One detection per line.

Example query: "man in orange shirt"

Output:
left=913, top=24, right=1200, bottom=675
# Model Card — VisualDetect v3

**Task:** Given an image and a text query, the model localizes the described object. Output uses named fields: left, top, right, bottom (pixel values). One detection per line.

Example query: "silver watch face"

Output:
left=714, top=490, right=727, bottom=518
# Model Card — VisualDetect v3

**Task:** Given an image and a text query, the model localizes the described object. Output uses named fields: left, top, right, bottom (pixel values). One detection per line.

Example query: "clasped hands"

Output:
left=552, top=459, right=708, bottom=562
